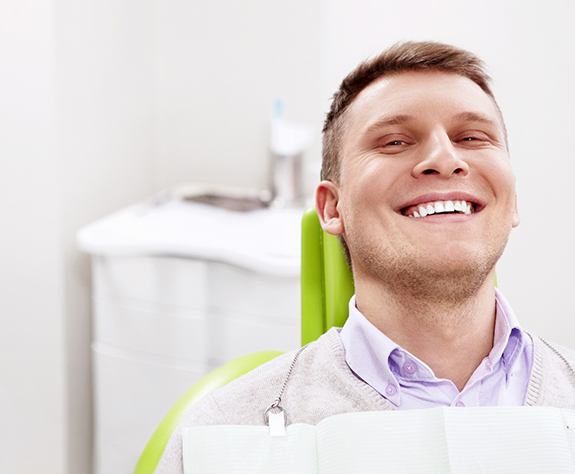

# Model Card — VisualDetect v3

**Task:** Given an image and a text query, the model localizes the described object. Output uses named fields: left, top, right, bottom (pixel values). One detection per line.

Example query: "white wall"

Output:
left=0, top=2, right=66, bottom=473
left=1, top=0, right=158, bottom=473
left=318, top=0, right=575, bottom=347
left=154, top=0, right=322, bottom=191
left=53, top=1, right=157, bottom=472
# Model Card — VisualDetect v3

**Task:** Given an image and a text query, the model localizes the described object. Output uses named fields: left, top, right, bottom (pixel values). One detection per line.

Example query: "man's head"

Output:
left=316, top=41, right=519, bottom=301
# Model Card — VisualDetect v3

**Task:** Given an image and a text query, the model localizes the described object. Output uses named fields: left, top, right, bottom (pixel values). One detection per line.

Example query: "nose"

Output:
left=411, top=132, right=469, bottom=179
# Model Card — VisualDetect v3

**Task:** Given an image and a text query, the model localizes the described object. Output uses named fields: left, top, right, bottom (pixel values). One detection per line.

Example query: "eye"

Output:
left=375, top=134, right=412, bottom=153
left=386, top=140, right=407, bottom=146
left=380, top=139, right=411, bottom=148
left=456, top=131, right=491, bottom=144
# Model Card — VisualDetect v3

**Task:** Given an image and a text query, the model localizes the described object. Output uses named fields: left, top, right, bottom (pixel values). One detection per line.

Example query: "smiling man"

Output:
left=316, top=46, right=523, bottom=401
left=156, top=42, right=575, bottom=473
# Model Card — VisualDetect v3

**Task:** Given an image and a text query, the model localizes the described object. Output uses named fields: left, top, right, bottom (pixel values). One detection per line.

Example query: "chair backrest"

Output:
left=301, top=209, right=354, bottom=345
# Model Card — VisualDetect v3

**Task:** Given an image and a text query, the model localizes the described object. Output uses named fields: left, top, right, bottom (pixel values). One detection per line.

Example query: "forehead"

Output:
left=344, top=71, right=503, bottom=136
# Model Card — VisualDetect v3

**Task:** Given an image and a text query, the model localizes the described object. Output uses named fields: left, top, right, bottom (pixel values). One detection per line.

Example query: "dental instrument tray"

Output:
left=175, top=185, right=272, bottom=212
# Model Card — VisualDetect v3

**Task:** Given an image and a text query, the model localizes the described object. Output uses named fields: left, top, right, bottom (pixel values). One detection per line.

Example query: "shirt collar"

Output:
left=491, top=288, right=525, bottom=371
left=340, top=295, right=403, bottom=406
left=340, top=288, right=527, bottom=406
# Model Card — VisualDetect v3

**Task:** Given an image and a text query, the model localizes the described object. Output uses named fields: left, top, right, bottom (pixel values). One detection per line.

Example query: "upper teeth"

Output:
left=406, top=200, right=473, bottom=218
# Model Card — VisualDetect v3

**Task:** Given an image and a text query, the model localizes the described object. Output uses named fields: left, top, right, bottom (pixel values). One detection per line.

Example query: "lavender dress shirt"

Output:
left=339, top=288, right=534, bottom=408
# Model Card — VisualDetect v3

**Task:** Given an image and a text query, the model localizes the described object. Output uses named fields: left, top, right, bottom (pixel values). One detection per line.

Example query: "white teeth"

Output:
left=407, top=199, right=475, bottom=218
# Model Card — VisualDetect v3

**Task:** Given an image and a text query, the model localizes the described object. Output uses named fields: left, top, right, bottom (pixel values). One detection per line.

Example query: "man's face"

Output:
left=317, top=71, right=519, bottom=294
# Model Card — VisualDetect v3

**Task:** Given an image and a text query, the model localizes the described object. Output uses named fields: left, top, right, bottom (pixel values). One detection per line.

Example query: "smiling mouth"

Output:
left=399, top=199, right=485, bottom=219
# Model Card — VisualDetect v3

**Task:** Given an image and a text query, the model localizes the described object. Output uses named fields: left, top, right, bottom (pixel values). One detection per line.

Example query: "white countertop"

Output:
left=77, top=197, right=303, bottom=277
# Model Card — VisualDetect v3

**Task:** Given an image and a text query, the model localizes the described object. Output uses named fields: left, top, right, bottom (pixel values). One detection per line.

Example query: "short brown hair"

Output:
left=321, top=41, right=503, bottom=182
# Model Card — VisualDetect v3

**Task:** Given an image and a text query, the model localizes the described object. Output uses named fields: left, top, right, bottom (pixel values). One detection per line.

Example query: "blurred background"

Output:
left=1, top=0, right=574, bottom=472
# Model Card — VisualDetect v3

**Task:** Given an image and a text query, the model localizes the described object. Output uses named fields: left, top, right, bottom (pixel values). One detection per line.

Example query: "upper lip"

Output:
left=395, top=192, right=486, bottom=214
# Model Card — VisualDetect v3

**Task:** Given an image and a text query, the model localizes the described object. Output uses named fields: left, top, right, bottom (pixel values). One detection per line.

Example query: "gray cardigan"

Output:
left=156, top=328, right=575, bottom=473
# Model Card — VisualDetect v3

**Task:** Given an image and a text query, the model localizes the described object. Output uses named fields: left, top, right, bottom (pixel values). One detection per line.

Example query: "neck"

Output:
left=354, top=272, right=497, bottom=391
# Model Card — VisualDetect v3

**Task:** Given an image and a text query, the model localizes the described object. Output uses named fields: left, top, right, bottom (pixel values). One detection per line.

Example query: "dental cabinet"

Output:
left=78, top=196, right=301, bottom=474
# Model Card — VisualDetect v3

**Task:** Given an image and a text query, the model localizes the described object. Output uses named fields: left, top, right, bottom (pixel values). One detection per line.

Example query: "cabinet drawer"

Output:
left=93, top=255, right=207, bottom=310
left=93, top=298, right=208, bottom=362
left=207, top=262, right=299, bottom=320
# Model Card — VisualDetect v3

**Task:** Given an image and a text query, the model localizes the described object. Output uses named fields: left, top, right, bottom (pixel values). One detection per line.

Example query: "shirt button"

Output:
left=403, top=361, right=417, bottom=375
left=485, top=359, right=493, bottom=370
left=385, top=384, right=397, bottom=396
left=455, top=400, right=465, bottom=407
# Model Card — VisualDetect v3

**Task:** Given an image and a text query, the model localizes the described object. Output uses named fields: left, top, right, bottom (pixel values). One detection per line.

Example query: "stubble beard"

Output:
left=349, top=230, right=509, bottom=312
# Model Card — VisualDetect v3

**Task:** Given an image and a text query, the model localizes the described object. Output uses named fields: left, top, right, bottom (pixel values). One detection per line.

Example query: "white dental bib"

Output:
left=183, top=406, right=575, bottom=473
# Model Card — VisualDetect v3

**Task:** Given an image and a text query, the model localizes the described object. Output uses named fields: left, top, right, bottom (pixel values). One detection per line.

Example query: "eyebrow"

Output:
left=452, top=111, right=499, bottom=127
left=363, top=111, right=500, bottom=136
left=364, top=114, right=415, bottom=135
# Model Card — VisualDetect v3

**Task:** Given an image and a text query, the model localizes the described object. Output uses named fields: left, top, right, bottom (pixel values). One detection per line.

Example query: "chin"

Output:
left=350, top=233, right=507, bottom=288
left=414, top=246, right=502, bottom=286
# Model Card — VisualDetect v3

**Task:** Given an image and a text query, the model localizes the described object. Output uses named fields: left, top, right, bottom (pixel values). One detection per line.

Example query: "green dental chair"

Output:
left=133, top=209, right=354, bottom=473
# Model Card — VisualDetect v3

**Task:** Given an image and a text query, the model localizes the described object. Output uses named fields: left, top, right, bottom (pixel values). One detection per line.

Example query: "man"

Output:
left=157, top=41, right=575, bottom=472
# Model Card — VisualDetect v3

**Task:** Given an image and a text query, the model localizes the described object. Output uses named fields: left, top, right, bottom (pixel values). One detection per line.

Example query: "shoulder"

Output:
left=182, top=327, right=389, bottom=427
left=155, top=330, right=344, bottom=473
left=530, top=333, right=575, bottom=408
left=203, top=327, right=351, bottom=425
left=534, top=335, right=575, bottom=369
left=199, top=327, right=388, bottom=426
left=551, top=341, right=575, bottom=363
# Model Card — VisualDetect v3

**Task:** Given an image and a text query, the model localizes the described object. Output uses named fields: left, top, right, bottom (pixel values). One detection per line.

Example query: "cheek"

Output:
left=340, top=177, right=394, bottom=234
left=486, top=161, right=516, bottom=201
left=471, top=149, right=513, bottom=190
left=345, top=159, right=397, bottom=205
left=479, top=159, right=517, bottom=224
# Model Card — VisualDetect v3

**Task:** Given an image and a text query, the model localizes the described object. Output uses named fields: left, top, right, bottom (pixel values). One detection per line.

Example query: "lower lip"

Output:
left=403, top=212, right=478, bottom=223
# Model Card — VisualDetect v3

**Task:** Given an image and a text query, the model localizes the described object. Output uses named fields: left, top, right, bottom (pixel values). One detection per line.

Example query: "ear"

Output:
left=315, top=180, right=344, bottom=236
left=512, top=193, right=520, bottom=228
